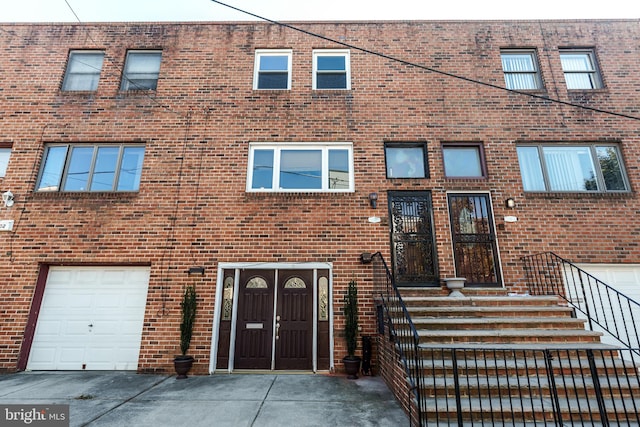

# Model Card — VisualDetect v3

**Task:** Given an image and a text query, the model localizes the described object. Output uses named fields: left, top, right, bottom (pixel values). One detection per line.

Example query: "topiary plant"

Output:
left=179, top=284, right=197, bottom=357
left=343, top=279, right=359, bottom=359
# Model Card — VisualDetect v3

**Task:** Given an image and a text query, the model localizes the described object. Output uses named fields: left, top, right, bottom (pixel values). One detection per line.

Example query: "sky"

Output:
left=0, top=0, right=638, bottom=23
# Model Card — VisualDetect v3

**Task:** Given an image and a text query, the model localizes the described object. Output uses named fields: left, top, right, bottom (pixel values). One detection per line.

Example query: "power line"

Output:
left=210, top=0, right=640, bottom=123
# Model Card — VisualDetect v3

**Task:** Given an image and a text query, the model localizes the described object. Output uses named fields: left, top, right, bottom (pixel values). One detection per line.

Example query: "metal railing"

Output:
left=417, top=346, right=640, bottom=425
left=371, top=252, right=424, bottom=424
left=371, top=251, right=640, bottom=426
left=522, top=251, right=640, bottom=356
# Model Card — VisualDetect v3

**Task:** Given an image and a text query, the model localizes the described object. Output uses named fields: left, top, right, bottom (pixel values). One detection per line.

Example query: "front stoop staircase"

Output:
left=396, top=287, right=640, bottom=425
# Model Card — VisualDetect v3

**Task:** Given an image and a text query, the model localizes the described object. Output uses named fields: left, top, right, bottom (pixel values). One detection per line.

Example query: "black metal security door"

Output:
left=448, top=193, right=502, bottom=287
left=388, top=191, right=439, bottom=286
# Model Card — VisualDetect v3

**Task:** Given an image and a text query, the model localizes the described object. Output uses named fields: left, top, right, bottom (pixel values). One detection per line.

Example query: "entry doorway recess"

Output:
left=447, top=193, right=502, bottom=287
left=388, top=191, right=439, bottom=286
left=211, top=263, right=332, bottom=373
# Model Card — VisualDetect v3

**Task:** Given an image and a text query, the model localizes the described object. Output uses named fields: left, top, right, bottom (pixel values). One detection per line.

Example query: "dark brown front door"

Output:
left=448, top=194, right=502, bottom=287
left=234, top=270, right=275, bottom=369
left=233, top=269, right=313, bottom=370
left=275, top=270, right=313, bottom=370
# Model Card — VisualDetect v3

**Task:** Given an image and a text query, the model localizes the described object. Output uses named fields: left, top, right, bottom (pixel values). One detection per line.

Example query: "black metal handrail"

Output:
left=371, top=252, right=424, bottom=424
left=416, top=345, right=640, bottom=425
left=371, top=251, right=640, bottom=425
left=522, top=251, right=640, bottom=355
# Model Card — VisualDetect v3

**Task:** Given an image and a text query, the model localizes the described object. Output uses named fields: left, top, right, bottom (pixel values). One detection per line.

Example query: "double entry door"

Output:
left=388, top=191, right=502, bottom=287
left=234, top=269, right=313, bottom=370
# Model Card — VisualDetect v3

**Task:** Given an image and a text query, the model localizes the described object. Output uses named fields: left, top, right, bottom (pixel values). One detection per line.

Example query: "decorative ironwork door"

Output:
left=447, top=194, right=502, bottom=287
left=388, top=191, right=439, bottom=286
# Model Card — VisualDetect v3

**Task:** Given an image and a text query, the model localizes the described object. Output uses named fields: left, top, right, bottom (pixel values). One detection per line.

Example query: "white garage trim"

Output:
left=27, top=266, right=150, bottom=371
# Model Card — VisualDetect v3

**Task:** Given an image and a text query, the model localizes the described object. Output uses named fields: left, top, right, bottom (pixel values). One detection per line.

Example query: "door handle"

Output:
left=88, top=324, right=93, bottom=328
left=275, top=322, right=280, bottom=340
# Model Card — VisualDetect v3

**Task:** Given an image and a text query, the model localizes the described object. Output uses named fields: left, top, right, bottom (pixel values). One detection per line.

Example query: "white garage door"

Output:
left=27, top=266, right=150, bottom=370
left=574, top=264, right=640, bottom=350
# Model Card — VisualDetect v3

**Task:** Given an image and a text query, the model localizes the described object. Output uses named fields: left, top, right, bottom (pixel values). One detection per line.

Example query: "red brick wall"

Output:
left=0, top=20, right=639, bottom=372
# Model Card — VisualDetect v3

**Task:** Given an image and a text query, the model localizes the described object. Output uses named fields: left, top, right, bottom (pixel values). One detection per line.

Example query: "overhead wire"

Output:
left=210, top=0, right=640, bottom=123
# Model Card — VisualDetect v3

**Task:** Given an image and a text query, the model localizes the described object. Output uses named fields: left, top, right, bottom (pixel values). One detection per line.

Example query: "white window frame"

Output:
left=120, top=50, right=162, bottom=91
left=253, top=49, right=293, bottom=90
left=312, top=49, right=351, bottom=90
left=560, top=49, right=602, bottom=90
left=246, top=142, right=354, bottom=193
left=0, top=146, right=11, bottom=177
left=501, top=49, right=544, bottom=90
left=61, top=50, right=105, bottom=92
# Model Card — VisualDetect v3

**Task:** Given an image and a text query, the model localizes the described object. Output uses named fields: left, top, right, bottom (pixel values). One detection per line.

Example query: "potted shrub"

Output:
left=174, top=284, right=197, bottom=379
left=342, top=279, right=361, bottom=379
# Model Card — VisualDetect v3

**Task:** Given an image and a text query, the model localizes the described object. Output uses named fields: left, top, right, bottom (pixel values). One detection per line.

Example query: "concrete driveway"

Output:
left=0, top=372, right=409, bottom=426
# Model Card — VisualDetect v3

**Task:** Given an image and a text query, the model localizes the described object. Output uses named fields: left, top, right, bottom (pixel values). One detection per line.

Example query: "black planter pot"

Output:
left=342, top=356, right=361, bottom=379
left=174, top=355, right=194, bottom=379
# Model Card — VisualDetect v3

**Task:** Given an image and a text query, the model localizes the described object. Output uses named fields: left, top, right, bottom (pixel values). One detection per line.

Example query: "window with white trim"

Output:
left=313, top=50, right=350, bottom=90
left=247, top=143, right=353, bottom=192
left=121, top=50, right=162, bottom=91
left=253, top=50, right=292, bottom=90
left=62, top=50, right=105, bottom=91
left=560, top=49, right=602, bottom=90
left=36, top=144, right=145, bottom=192
left=0, top=145, right=11, bottom=177
left=501, top=49, right=543, bottom=90
left=516, top=144, right=628, bottom=193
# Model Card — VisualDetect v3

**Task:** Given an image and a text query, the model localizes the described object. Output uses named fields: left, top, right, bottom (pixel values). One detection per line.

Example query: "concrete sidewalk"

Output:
left=0, top=371, right=409, bottom=426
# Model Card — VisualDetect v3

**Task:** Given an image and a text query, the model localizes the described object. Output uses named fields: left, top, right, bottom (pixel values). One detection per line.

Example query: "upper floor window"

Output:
left=121, top=50, right=162, bottom=91
left=247, top=143, right=353, bottom=192
left=501, top=50, right=543, bottom=90
left=62, top=50, right=104, bottom=91
left=516, top=144, right=628, bottom=193
left=253, top=50, right=292, bottom=90
left=560, top=49, right=602, bottom=90
left=0, top=145, right=11, bottom=178
left=385, top=143, right=427, bottom=178
left=442, top=142, right=486, bottom=178
left=313, top=50, right=350, bottom=90
left=36, top=144, right=145, bottom=192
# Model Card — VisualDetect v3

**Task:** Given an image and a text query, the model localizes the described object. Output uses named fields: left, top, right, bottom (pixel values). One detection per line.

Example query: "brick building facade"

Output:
left=0, top=19, right=639, bottom=374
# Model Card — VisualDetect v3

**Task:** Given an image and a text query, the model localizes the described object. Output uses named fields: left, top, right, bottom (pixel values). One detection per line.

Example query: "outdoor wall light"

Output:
left=368, top=192, right=378, bottom=209
left=2, top=191, right=14, bottom=208
left=360, top=252, right=373, bottom=264
left=188, top=266, right=205, bottom=276
left=505, top=198, right=516, bottom=209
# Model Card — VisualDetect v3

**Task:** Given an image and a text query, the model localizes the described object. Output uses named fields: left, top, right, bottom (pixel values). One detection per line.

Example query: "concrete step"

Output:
left=418, top=375, right=640, bottom=398
left=415, top=328, right=604, bottom=344
left=411, top=316, right=587, bottom=331
left=398, top=286, right=508, bottom=298
left=419, top=396, right=640, bottom=424
left=406, top=352, right=637, bottom=377
left=406, top=305, right=575, bottom=318
left=401, top=295, right=564, bottom=308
